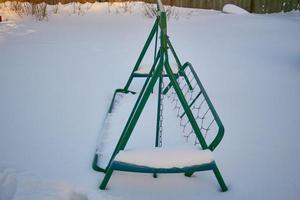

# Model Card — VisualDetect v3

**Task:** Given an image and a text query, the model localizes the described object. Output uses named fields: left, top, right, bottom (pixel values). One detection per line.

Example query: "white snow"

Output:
left=0, top=169, right=17, bottom=200
left=222, top=4, right=250, bottom=15
left=0, top=2, right=300, bottom=200
left=115, top=147, right=214, bottom=168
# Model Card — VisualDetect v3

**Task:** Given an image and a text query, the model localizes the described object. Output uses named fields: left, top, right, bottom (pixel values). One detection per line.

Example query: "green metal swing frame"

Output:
left=93, top=0, right=228, bottom=192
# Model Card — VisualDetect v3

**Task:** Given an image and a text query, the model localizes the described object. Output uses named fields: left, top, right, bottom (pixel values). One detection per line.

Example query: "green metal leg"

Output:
left=99, top=168, right=114, bottom=190
left=212, top=164, right=228, bottom=192
left=184, top=172, right=193, bottom=177
left=99, top=54, right=164, bottom=190
left=124, top=18, right=159, bottom=91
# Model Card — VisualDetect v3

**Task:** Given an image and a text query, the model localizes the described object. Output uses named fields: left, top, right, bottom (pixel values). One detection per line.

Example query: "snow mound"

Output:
left=0, top=164, right=88, bottom=200
left=222, top=4, right=249, bottom=15
left=68, top=191, right=88, bottom=200
left=0, top=169, right=17, bottom=200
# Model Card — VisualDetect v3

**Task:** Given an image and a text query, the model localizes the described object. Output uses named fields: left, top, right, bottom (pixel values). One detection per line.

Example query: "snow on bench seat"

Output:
left=111, top=147, right=215, bottom=173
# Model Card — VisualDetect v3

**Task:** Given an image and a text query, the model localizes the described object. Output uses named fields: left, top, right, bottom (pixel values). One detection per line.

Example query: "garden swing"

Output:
left=92, top=0, right=228, bottom=192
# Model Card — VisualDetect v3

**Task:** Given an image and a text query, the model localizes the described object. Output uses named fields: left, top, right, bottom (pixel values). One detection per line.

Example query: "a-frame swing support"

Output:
left=97, top=0, right=228, bottom=191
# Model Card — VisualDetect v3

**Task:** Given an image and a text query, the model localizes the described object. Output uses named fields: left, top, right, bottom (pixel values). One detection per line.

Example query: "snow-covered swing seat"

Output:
left=92, top=0, right=227, bottom=192
left=112, top=147, right=214, bottom=174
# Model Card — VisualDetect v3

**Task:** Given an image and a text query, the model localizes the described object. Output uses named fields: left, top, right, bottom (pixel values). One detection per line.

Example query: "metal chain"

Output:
left=158, top=77, right=164, bottom=147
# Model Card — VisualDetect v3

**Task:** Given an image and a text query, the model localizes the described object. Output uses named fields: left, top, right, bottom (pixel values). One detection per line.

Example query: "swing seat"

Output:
left=97, top=1, right=228, bottom=191
left=133, top=64, right=179, bottom=77
left=111, top=147, right=215, bottom=174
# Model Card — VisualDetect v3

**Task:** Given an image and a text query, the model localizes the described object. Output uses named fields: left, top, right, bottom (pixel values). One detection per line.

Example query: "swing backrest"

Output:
left=165, top=62, right=224, bottom=151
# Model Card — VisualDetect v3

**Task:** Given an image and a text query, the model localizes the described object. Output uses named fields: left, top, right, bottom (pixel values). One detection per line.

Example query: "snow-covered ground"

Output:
left=0, top=2, right=300, bottom=200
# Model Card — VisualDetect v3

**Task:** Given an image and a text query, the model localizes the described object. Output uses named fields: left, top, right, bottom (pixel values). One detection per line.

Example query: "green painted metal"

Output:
left=164, top=55, right=208, bottom=150
left=95, top=0, right=227, bottom=191
left=166, top=38, right=182, bottom=68
left=166, top=38, right=193, bottom=90
left=154, top=18, right=159, bottom=62
left=184, top=62, right=225, bottom=151
left=105, top=50, right=161, bottom=171
left=212, top=162, right=228, bottom=192
left=99, top=168, right=113, bottom=190
left=124, top=17, right=159, bottom=91
left=100, top=11, right=166, bottom=189
left=162, top=61, right=225, bottom=151
left=180, top=90, right=202, bottom=118
left=162, top=56, right=192, bottom=94
left=92, top=154, right=106, bottom=173
left=100, top=54, right=164, bottom=190
left=117, top=51, right=164, bottom=154
left=92, top=88, right=137, bottom=173
left=111, top=160, right=215, bottom=174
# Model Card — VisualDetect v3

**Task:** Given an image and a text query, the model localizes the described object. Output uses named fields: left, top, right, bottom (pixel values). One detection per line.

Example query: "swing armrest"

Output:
left=108, top=89, right=136, bottom=113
